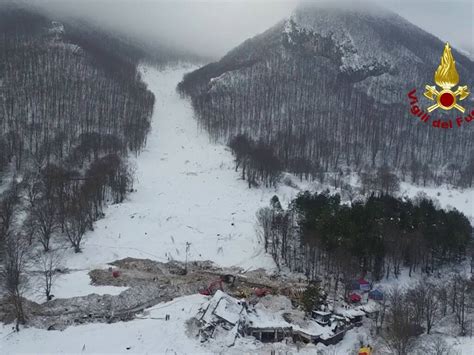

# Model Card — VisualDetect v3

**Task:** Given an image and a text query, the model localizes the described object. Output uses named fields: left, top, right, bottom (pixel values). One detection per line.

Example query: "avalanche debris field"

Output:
left=0, top=257, right=302, bottom=331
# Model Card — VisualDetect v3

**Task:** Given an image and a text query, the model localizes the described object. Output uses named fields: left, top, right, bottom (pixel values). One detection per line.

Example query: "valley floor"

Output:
left=56, top=65, right=285, bottom=272
left=1, top=65, right=473, bottom=354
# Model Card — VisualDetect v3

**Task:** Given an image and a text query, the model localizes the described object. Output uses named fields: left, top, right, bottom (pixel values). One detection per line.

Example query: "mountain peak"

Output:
left=285, top=0, right=474, bottom=101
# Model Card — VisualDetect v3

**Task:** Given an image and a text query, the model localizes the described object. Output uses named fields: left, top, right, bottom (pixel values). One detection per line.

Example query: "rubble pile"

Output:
left=189, top=290, right=366, bottom=347
left=0, top=258, right=306, bottom=330
left=25, top=284, right=174, bottom=330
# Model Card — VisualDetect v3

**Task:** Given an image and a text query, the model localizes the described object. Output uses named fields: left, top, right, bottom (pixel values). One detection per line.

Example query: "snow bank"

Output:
left=25, top=270, right=128, bottom=304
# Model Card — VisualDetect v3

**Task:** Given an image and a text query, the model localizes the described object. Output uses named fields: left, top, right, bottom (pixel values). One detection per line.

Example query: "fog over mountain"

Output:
left=1, top=1, right=474, bottom=354
left=13, top=0, right=474, bottom=59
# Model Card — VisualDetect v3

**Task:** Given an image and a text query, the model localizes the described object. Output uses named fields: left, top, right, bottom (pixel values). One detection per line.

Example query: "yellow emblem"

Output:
left=423, top=42, right=469, bottom=112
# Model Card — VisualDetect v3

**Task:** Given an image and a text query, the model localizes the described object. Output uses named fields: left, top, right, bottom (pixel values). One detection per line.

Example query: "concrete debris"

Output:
left=190, top=290, right=363, bottom=347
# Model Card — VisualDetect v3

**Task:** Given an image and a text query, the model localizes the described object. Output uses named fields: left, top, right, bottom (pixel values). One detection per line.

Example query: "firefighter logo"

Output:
left=423, top=42, right=470, bottom=113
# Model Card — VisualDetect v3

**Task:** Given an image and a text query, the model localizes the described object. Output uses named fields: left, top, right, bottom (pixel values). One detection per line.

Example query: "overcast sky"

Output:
left=22, top=0, right=474, bottom=59
left=385, top=0, right=473, bottom=58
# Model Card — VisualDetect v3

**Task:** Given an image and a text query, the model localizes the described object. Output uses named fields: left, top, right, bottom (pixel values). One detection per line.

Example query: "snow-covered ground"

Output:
left=1, top=294, right=209, bottom=354
left=58, top=65, right=298, bottom=273
left=399, top=182, right=473, bottom=220
left=1, top=65, right=473, bottom=354
left=26, top=270, right=128, bottom=304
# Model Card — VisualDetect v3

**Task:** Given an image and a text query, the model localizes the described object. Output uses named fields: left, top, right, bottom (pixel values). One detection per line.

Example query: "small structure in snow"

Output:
left=197, top=290, right=245, bottom=343
left=311, top=310, right=331, bottom=325
left=359, top=302, right=380, bottom=319
left=319, top=321, right=354, bottom=346
left=246, top=304, right=293, bottom=342
left=248, top=326, right=292, bottom=343
left=335, top=307, right=365, bottom=325
left=352, top=278, right=370, bottom=291
left=368, top=289, right=383, bottom=300
left=200, top=290, right=244, bottom=327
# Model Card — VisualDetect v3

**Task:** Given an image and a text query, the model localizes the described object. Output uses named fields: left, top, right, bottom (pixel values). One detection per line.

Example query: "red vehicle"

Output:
left=199, top=279, right=224, bottom=296
left=349, top=293, right=361, bottom=303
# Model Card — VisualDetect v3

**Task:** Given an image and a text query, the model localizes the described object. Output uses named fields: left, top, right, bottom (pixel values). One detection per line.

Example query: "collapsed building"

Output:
left=193, top=290, right=367, bottom=347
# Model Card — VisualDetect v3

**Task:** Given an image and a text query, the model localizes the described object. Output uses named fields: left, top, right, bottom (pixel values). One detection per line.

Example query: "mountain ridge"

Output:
left=179, top=3, right=474, bottom=187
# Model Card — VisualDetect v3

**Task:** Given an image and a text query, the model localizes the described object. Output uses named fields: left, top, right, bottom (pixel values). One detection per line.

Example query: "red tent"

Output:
left=349, top=293, right=361, bottom=303
left=358, top=278, right=370, bottom=291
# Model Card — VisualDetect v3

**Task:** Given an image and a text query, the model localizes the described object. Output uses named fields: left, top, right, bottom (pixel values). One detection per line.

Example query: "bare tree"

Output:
left=437, top=284, right=449, bottom=317
left=416, top=336, right=458, bottom=355
left=406, top=282, right=425, bottom=329
left=36, top=248, right=63, bottom=301
left=0, top=183, right=20, bottom=258
left=360, top=172, right=376, bottom=196
left=406, top=280, right=440, bottom=333
left=453, top=276, right=473, bottom=335
left=377, top=165, right=400, bottom=195
left=256, top=207, right=273, bottom=254
left=423, top=282, right=440, bottom=334
left=341, top=182, right=358, bottom=204
left=29, top=198, right=59, bottom=252
left=64, top=198, right=89, bottom=253
left=373, top=295, right=388, bottom=335
left=382, top=287, right=421, bottom=355
left=0, top=233, right=30, bottom=330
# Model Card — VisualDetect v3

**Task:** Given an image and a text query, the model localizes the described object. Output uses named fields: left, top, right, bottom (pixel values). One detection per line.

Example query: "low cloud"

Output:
left=14, top=0, right=474, bottom=59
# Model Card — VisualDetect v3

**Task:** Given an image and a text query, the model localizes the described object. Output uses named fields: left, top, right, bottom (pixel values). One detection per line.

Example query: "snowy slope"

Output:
left=399, top=182, right=474, bottom=220
left=60, top=65, right=292, bottom=273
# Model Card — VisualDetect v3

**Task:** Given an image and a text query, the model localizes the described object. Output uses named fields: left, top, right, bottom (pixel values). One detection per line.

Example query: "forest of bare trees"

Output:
left=179, top=19, right=474, bottom=188
left=0, top=13, right=154, bottom=174
left=0, top=7, right=155, bottom=326
left=374, top=277, right=473, bottom=354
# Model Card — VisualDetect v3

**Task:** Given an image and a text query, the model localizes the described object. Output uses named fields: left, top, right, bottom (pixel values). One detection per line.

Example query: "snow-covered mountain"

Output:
left=179, top=2, right=474, bottom=186
left=1, top=3, right=473, bottom=354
